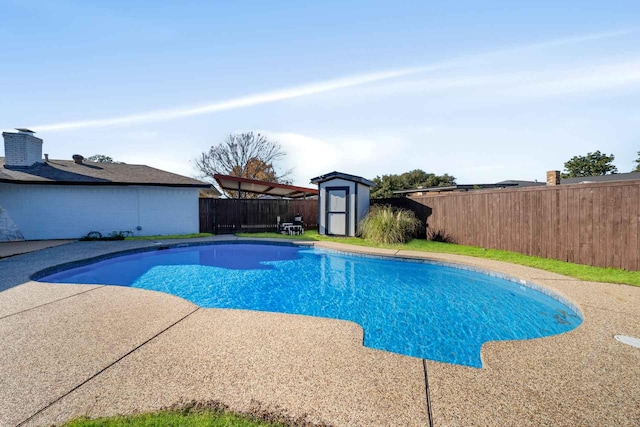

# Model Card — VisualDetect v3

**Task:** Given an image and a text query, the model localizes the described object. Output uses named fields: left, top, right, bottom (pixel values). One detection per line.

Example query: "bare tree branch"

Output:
left=194, top=132, right=293, bottom=198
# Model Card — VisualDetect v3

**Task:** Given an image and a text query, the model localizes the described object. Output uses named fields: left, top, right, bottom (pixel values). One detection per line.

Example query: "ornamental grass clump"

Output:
left=358, top=205, right=422, bottom=244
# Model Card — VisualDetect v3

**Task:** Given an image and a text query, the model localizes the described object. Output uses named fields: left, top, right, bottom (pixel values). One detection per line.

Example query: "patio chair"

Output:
left=277, top=216, right=293, bottom=235
left=291, top=213, right=304, bottom=235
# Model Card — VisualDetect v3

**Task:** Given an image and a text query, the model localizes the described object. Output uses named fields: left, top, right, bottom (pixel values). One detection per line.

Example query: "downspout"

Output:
left=354, top=183, right=359, bottom=237
left=136, top=187, right=141, bottom=231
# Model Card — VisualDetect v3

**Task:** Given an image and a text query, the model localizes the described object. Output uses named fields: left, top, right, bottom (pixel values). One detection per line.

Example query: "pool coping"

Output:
left=1, top=236, right=639, bottom=426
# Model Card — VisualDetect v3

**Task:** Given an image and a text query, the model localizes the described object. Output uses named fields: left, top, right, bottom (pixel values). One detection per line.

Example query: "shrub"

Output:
left=107, top=231, right=131, bottom=240
left=79, top=230, right=132, bottom=241
left=358, top=205, right=422, bottom=244
left=79, top=231, right=103, bottom=241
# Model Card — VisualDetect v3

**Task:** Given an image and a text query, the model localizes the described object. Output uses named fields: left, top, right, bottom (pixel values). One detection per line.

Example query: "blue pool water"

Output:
left=39, top=243, right=581, bottom=367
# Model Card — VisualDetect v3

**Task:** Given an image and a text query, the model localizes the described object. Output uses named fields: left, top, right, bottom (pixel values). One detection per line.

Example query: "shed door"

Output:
left=326, top=187, right=349, bottom=236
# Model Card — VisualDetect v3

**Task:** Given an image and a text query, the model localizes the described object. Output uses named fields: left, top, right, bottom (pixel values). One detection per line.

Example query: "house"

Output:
left=560, top=171, right=640, bottom=184
left=543, top=169, right=640, bottom=185
left=393, top=180, right=544, bottom=197
left=393, top=169, right=640, bottom=199
left=0, top=129, right=211, bottom=241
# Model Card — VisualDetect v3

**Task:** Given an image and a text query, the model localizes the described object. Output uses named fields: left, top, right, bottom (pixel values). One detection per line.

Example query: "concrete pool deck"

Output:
left=0, top=237, right=638, bottom=426
left=0, top=239, right=76, bottom=259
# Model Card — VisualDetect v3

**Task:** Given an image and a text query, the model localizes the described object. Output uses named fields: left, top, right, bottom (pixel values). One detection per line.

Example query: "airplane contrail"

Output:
left=30, top=27, right=637, bottom=132
left=32, top=66, right=436, bottom=132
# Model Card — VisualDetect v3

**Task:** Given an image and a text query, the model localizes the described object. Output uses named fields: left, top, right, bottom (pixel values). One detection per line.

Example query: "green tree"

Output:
left=370, top=174, right=405, bottom=198
left=400, top=169, right=456, bottom=188
left=194, top=132, right=291, bottom=197
left=561, top=151, right=618, bottom=178
left=371, top=169, right=456, bottom=198
left=633, top=151, right=640, bottom=172
left=86, top=154, right=122, bottom=163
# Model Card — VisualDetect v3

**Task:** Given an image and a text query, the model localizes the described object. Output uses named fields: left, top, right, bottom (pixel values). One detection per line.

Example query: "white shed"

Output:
left=310, top=171, right=375, bottom=237
left=0, top=129, right=211, bottom=241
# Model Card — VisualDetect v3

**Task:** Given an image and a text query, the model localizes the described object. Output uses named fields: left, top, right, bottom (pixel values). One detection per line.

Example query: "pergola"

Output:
left=213, top=174, right=318, bottom=199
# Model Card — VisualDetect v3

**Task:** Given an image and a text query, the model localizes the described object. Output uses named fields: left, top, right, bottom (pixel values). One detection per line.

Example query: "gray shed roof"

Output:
left=310, top=171, right=376, bottom=187
left=0, top=158, right=210, bottom=188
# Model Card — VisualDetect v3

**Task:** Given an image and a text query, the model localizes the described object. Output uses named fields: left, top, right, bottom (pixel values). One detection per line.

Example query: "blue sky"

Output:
left=1, top=1, right=639, bottom=186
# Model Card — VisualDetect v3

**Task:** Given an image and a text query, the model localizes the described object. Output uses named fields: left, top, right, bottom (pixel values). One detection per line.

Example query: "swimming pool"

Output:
left=38, top=242, right=581, bottom=368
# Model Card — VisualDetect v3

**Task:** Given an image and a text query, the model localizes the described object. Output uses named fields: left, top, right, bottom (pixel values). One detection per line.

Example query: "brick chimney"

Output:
left=546, top=170, right=561, bottom=186
left=2, top=128, right=44, bottom=167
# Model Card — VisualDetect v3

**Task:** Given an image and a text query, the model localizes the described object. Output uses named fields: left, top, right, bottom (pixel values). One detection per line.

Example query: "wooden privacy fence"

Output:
left=380, top=180, right=640, bottom=271
left=200, top=199, right=318, bottom=234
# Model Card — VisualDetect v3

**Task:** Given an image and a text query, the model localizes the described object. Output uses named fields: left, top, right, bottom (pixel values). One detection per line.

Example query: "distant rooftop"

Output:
left=495, top=180, right=546, bottom=187
left=393, top=180, right=543, bottom=195
left=561, top=171, right=640, bottom=184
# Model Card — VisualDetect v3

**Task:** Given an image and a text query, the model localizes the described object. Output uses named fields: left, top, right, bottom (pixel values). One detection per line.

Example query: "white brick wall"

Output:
left=2, top=132, right=43, bottom=167
left=0, top=183, right=200, bottom=239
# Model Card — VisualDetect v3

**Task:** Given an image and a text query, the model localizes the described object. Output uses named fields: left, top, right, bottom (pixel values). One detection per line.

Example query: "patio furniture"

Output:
left=277, top=214, right=305, bottom=235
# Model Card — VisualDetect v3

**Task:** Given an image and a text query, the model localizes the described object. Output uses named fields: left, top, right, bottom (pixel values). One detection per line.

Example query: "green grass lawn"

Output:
left=126, top=233, right=214, bottom=241
left=61, top=409, right=285, bottom=427
left=236, top=230, right=640, bottom=286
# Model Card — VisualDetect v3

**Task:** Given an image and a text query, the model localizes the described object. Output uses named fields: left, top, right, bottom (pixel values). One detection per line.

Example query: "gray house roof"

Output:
left=0, top=158, right=210, bottom=188
left=561, top=171, right=640, bottom=184
left=393, top=180, right=543, bottom=195
left=310, top=171, right=376, bottom=187
left=495, top=180, right=546, bottom=187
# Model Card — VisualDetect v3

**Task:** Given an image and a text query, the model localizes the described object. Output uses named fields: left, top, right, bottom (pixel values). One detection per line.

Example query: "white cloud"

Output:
left=261, top=130, right=433, bottom=186
left=502, top=60, right=640, bottom=98
left=269, top=132, right=339, bottom=180
left=325, top=58, right=640, bottom=105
